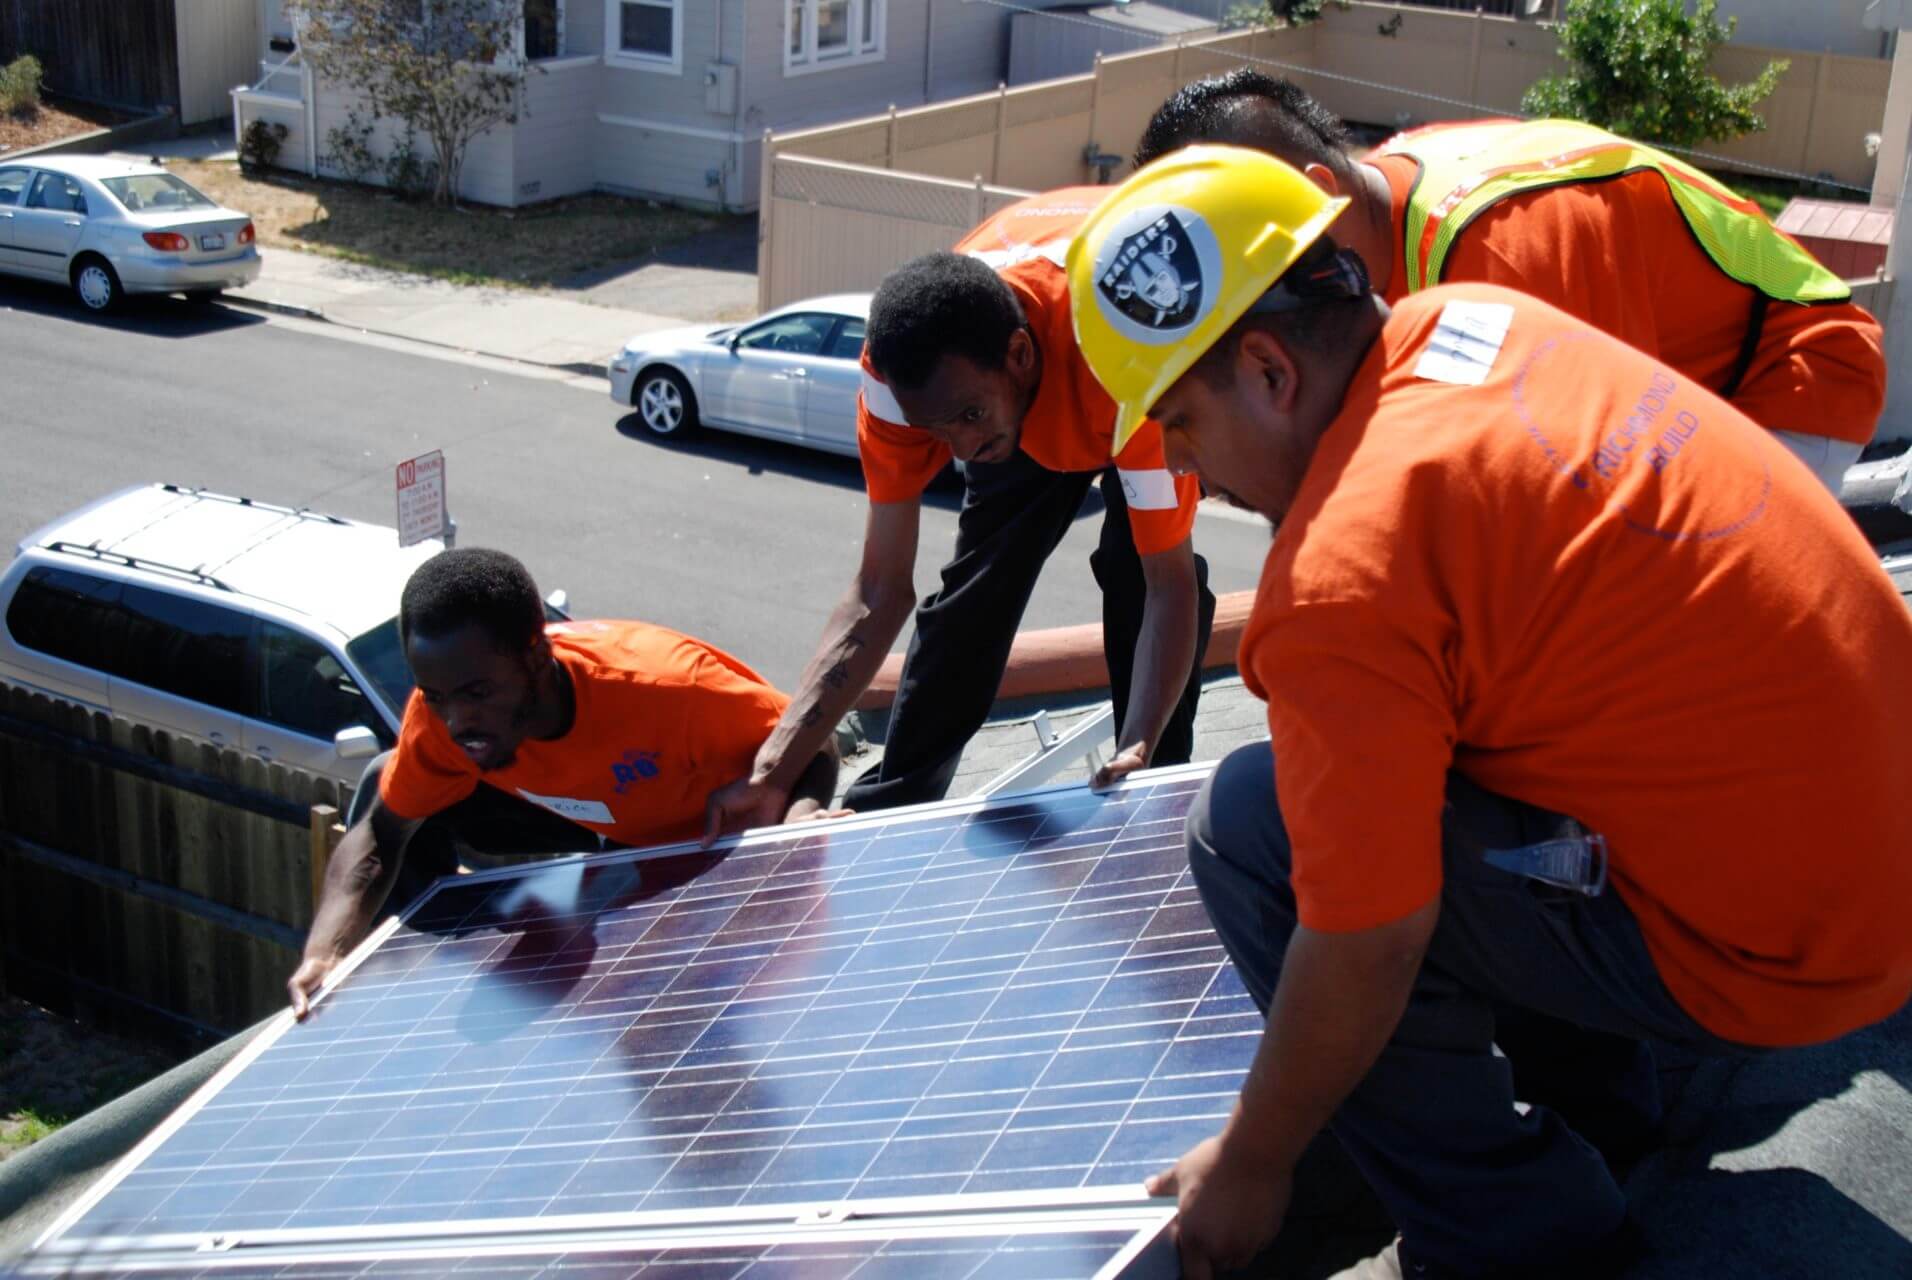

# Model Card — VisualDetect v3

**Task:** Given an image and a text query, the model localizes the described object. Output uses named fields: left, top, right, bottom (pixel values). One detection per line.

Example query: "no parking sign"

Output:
left=396, top=450, right=448, bottom=547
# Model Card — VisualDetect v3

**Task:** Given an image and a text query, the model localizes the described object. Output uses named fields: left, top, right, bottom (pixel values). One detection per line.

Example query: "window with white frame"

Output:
left=605, top=0, right=679, bottom=72
left=785, top=0, right=883, bottom=75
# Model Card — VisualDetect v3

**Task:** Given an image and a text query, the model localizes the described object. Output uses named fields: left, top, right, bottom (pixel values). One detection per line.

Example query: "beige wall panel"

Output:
left=995, top=115, right=1097, bottom=191
left=177, top=0, right=263, bottom=126
left=893, top=135, right=998, bottom=182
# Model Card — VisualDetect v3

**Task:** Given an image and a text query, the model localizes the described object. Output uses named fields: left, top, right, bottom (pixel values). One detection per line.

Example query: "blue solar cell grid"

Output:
left=48, top=771, right=1254, bottom=1249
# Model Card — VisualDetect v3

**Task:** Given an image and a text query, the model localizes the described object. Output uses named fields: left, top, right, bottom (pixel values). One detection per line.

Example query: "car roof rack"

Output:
left=40, top=541, right=238, bottom=595
left=156, top=482, right=349, bottom=527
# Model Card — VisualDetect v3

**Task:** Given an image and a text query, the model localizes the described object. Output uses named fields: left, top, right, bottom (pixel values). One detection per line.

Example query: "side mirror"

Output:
left=544, top=588, right=571, bottom=619
left=726, top=332, right=743, bottom=352
left=334, top=725, right=380, bottom=761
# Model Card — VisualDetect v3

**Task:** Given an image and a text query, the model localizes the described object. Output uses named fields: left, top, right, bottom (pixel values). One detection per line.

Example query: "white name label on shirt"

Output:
left=517, top=789, right=614, bottom=825
left=1118, top=467, right=1179, bottom=510
left=860, top=370, right=910, bottom=426
left=1413, top=300, right=1515, bottom=387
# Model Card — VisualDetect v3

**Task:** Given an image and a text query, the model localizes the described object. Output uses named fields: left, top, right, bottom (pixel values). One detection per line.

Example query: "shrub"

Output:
left=1522, top=0, right=1788, bottom=149
left=1221, top=0, right=1347, bottom=29
left=323, top=109, right=376, bottom=182
left=239, top=119, right=290, bottom=170
left=381, top=123, right=439, bottom=199
left=0, top=54, right=43, bottom=115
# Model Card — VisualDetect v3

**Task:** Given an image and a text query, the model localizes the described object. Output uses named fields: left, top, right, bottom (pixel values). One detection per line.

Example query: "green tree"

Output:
left=1522, top=0, right=1787, bottom=149
left=1221, top=0, right=1347, bottom=31
left=291, top=0, right=534, bottom=207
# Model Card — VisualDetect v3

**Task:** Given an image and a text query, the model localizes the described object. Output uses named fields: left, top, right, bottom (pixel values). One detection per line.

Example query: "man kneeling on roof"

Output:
left=287, top=548, right=835, bottom=1018
left=1132, top=70, right=1885, bottom=496
left=1066, top=147, right=1912, bottom=1278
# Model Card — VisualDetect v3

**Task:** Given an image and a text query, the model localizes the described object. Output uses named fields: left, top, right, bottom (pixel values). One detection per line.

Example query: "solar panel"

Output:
left=27, top=1218, right=1175, bottom=1280
left=30, top=766, right=1246, bottom=1275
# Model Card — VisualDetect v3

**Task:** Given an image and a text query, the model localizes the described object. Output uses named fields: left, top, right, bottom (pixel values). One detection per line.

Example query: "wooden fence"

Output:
left=0, top=0, right=181, bottom=115
left=0, top=685, right=346, bottom=1048
left=758, top=1, right=1892, bottom=311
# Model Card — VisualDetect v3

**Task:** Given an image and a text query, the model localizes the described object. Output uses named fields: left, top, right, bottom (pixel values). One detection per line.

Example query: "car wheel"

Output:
left=635, top=368, right=698, bottom=438
left=183, top=289, right=222, bottom=305
left=72, top=256, right=124, bottom=314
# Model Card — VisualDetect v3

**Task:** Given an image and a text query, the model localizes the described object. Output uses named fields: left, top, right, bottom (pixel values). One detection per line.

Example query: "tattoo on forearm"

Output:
left=820, top=659, right=852, bottom=690
left=798, top=705, right=824, bottom=729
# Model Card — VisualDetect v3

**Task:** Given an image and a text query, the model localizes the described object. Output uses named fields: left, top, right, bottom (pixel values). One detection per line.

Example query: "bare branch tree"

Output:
left=291, top=0, right=535, bottom=207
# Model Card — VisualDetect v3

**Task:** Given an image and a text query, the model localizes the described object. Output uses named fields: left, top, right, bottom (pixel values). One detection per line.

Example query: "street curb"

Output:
left=219, top=293, right=611, bottom=380
left=221, top=292, right=327, bottom=323
left=854, top=590, right=1255, bottom=712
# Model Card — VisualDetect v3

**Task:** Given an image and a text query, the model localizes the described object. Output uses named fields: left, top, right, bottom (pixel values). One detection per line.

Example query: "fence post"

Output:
left=885, top=103, right=898, bottom=169
left=1468, top=6, right=1486, bottom=114
left=308, top=803, right=340, bottom=919
left=991, top=83, right=1007, bottom=185
left=971, top=175, right=985, bottom=225
left=758, top=127, right=775, bottom=314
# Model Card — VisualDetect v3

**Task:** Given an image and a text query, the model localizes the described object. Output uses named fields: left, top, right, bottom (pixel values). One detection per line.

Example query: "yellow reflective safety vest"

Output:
left=1372, top=118, right=1850, bottom=306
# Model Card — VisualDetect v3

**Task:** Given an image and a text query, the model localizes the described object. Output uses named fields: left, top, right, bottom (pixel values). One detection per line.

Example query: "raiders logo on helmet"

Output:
left=1090, top=205, right=1220, bottom=344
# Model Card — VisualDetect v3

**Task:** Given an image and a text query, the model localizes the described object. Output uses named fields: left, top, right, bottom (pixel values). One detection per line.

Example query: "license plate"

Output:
left=199, top=232, right=225, bottom=251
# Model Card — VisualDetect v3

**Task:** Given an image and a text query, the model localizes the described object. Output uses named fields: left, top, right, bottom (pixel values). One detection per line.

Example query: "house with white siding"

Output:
left=234, top=0, right=1122, bottom=210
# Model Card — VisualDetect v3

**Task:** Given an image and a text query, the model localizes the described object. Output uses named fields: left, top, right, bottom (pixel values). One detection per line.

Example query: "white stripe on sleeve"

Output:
left=1117, top=467, right=1179, bottom=511
left=860, top=370, right=909, bottom=426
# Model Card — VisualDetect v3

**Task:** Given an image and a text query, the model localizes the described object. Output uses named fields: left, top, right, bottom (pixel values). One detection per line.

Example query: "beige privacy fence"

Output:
left=758, top=157, right=1033, bottom=315
left=759, top=1, right=1890, bottom=311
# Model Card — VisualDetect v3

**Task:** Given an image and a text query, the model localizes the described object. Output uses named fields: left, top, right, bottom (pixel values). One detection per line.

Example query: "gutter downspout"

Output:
left=304, top=55, right=317, bottom=176
left=923, top=0, right=935, bottom=105
left=292, top=8, right=317, bottom=176
left=731, top=0, right=748, bottom=211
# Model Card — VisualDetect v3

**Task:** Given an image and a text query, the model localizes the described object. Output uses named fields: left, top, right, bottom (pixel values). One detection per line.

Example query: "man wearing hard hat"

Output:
left=1065, top=145, right=1912, bottom=1279
left=1132, top=70, right=1886, bottom=497
left=701, top=188, right=1216, bottom=843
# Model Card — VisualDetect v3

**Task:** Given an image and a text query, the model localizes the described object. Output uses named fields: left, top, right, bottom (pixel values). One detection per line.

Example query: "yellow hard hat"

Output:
left=1067, top=144, right=1350, bottom=454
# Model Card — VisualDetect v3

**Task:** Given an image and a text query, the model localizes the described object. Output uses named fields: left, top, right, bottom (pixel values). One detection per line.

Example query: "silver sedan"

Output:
left=608, top=293, right=871, bottom=457
left=0, top=154, right=261, bottom=313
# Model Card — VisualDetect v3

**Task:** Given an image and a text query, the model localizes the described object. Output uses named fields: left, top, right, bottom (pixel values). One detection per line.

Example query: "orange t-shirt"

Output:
left=1239, top=283, right=1912, bottom=1048
left=1370, top=149, right=1885, bottom=444
left=855, top=186, right=1201, bottom=556
left=379, top=620, right=789, bottom=849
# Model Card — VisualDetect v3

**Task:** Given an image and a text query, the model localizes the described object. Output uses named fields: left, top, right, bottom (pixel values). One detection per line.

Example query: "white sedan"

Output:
left=609, top=293, right=871, bottom=457
left=0, top=154, right=261, bottom=313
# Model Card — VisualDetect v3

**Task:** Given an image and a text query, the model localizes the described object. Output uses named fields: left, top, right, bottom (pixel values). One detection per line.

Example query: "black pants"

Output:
left=844, top=451, right=1216, bottom=812
left=1190, top=742, right=1754, bottom=1276
left=347, top=751, right=604, bottom=917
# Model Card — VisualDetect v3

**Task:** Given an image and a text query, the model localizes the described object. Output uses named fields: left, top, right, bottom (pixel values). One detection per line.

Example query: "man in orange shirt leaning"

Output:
left=702, top=192, right=1214, bottom=834
left=286, top=547, right=835, bottom=1017
left=1067, top=147, right=1912, bottom=1278
left=1133, top=70, right=1886, bottom=495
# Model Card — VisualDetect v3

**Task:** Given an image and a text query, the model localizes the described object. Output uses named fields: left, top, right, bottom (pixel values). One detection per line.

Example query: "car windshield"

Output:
left=100, top=172, right=217, bottom=213
left=344, top=620, right=414, bottom=717
left=345, top=600, right=573, bottom=720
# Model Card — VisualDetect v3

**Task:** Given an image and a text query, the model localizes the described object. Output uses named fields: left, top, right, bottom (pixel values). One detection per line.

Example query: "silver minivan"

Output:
left=0, top=485, right=563, bottom=786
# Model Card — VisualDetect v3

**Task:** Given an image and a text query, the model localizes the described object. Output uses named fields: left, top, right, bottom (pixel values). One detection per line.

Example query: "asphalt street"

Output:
left=0, top=282, right=1274, bottom=689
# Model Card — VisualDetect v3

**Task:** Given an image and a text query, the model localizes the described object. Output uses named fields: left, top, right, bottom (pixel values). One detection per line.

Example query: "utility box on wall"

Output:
left=705, top=61, right=738, bottom=116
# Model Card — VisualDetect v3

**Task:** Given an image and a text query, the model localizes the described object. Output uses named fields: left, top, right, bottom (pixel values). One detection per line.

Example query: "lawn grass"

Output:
left=0, top=996, right=181, bottom=1163
left=170, top=158, right=739, bottom=290
left=1710, top=170, right=1809, bottom=220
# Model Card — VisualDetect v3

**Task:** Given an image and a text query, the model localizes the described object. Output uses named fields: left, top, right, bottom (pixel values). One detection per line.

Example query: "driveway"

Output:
left=561, top=218, right=760, bottom=323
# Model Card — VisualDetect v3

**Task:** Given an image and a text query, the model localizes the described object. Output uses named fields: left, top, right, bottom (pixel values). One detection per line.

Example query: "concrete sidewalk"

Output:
left=223, top=246, right=687, bottom=375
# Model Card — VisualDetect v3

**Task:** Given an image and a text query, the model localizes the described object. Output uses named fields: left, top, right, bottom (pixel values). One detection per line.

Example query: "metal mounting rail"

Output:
left=974, top=702, right=1117, bottom=798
